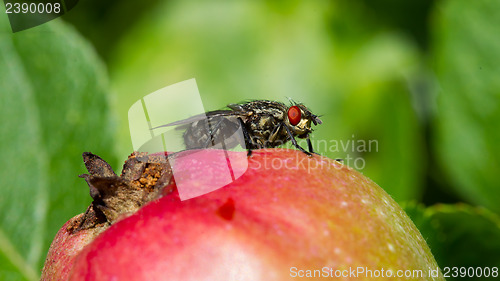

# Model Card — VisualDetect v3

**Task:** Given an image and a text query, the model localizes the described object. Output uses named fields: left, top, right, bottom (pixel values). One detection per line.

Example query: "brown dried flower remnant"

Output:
left=71, top=152, right=173, bottom=233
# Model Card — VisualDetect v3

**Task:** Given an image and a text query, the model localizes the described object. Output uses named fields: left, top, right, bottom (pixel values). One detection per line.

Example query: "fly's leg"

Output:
left=237, top=117, right=256, bottom=156
left=306, top=135, right=320, bottom=155
left=307, top=135, right=314, bottom=153
left=267, top=122, right=283, bottom=147
left=283, top=124, right=311, bottom=156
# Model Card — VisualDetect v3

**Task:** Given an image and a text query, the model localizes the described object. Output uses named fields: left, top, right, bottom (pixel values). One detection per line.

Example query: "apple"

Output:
left=41, top=149, right=443, bottom=280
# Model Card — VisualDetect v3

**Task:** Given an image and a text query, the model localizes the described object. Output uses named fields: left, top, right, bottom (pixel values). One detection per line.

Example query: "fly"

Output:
left=151, top=100, right=322, bottom=155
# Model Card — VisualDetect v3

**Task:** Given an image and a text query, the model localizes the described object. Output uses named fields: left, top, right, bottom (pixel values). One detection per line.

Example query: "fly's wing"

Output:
left=188, top=115, right=243, bottom=149
left=151, top=110, right=245, bottom=131
left=151, top=109, right=250, bottom=151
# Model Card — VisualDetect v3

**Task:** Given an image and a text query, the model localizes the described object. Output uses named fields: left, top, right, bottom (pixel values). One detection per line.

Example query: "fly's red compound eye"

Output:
left=288, top=106, right=301, bottom=126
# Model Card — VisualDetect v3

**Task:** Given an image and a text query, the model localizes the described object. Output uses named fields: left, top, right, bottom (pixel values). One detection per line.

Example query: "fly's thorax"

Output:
left=246, top=113, right=280, bottom=139
left=245, top=105, right=285, bottom=121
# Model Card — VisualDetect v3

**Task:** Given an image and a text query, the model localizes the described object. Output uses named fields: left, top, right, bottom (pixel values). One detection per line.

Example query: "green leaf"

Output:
left=404, top=203, right=500, bottom=280
left=0, top=18, right=47, bottom=281
left=0, top=9, right=116, bottom=280
left=431, top=0, right=500, bottom=211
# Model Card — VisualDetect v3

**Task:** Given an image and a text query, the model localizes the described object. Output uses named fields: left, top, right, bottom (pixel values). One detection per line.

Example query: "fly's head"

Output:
left=285, top=104, right=322, bottom=138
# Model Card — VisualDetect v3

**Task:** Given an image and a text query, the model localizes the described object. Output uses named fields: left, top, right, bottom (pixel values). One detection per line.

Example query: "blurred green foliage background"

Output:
left=1, top=0, right=499, bottom=280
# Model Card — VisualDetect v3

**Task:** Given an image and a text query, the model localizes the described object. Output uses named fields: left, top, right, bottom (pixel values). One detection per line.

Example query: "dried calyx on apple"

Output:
left=42, top=149, right=444, bottom=281
left=72, top=152, right=175, bottom=233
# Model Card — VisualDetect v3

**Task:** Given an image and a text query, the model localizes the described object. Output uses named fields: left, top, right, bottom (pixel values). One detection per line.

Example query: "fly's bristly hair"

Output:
left=152, top=100, right=322, bottom=155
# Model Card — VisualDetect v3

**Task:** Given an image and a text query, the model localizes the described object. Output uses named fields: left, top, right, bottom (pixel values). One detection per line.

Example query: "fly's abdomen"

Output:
left=183, top=116, right=245, bottom=150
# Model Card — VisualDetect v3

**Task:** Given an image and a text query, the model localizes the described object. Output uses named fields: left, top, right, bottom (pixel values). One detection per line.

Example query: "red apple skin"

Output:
left=45, top=149, right=443, bottom=280
left=41, top=215, right=103, bottom=281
